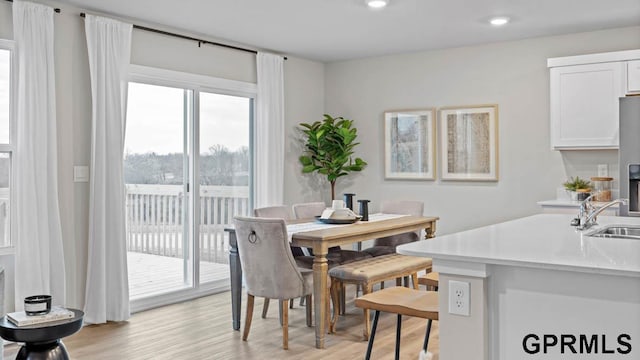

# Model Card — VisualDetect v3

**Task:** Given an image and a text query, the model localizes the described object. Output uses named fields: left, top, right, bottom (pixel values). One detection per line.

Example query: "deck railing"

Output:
left=125, top=184, right=249, bottom=263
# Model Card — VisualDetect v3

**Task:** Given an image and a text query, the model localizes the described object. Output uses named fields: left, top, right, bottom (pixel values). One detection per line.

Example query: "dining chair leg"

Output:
left=326, top=286, right=331, bottom=333
left=290, top=299, right=294, bottom=309
left=329, top=278, right=340, bottom=333
left=262, top=298, right=270, bottom=318
left=396, top=277, right=402, bottom=286
left=395, top=314, right=402, bottom=360
left=423, top=319, right=433, bottom=352
left=282, top=299, right=289, bottom=350
left=380, top=281, right=385, bottom=290
left=243, top=294, right=255, bottom=341
left=278, top=300, right=284, bottom=326
left=411, top=273, right=419, bottom=290
left=305, top=294, right=313, bottom=327
left=364, top=310, right=380, bottom=360
left=300, top=296, right=305, bottom=306
left=362, top=283, right=373, bottom=340
left=340, top=283, right=346, bottom=315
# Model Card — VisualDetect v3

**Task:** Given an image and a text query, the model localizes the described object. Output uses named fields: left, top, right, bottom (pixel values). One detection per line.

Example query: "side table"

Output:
left=0, top=309, right=84, bottom=360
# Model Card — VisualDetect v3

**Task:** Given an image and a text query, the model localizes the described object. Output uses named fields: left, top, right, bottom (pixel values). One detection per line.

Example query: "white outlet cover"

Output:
left=448, top=280, right=470, bottom=316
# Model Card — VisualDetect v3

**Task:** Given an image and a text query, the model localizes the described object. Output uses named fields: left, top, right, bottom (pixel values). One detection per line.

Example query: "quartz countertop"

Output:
left=397, top=214, right=640, bottom=277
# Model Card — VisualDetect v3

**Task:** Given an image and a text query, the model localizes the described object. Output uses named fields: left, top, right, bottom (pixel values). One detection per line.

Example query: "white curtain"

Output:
left=13, top=0, right=66, bottom=310
left=84, top=14, right=132, bottom=324
left=256, top=52, right=285, bottom=207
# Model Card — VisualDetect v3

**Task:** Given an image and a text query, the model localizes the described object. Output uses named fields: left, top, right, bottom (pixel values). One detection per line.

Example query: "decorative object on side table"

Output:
left=299, top=114, right=367, bottom=199
left=563, top=176, right=591, bottom=201
left=384, top=109, right=436, bottom=180
left=439, top=105, right=499, bottom=181
left=24, top=294, right=52, bottom=316
left=0, top=308, right=84, bottom=360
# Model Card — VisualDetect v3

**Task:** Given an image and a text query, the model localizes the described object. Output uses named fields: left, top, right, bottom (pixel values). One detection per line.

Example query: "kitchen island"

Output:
left=397, top=214, right=640, bottom=360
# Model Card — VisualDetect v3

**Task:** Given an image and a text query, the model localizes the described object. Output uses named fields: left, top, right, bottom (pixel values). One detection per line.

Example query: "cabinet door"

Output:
left=550, top=62, right=625, bottom=149
left=628, top=60, right=640, bottom=94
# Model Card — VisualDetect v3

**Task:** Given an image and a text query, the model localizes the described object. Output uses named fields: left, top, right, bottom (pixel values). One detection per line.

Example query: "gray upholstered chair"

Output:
left=233, top=216, right=313, bottom=350
left=291, top=202, right=372, bottom=267
left=363, top=200, right=424, bottom=257
left=253, top=205, right=307, bottom=312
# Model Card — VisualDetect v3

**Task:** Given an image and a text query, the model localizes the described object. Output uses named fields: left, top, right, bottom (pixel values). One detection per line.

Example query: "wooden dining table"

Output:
left=226, top=214, right=438, bottom=349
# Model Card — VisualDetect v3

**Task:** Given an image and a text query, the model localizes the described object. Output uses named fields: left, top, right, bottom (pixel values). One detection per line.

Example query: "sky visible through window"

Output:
left=0, top=49, right=10, bottom=144
left=125, top=82, right=249, bottom=156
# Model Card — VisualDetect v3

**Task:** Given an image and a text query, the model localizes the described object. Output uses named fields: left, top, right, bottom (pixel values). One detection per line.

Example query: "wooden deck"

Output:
left=128, top=252, right=229, bottom=299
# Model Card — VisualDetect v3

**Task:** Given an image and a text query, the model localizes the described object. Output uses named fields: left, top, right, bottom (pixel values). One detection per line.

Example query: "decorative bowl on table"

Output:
left=316, top=208, right=362, bottom=224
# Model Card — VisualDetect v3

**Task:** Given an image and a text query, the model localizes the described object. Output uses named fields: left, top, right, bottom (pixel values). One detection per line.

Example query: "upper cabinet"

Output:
left=548, top=50, right=640, bottom=150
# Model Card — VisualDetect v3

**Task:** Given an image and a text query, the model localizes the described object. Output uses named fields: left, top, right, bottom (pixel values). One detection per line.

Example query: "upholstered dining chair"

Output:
left=253, top=205, right=307, bottom=313
left=362, top=200, right=425, bottom=257
left=233, top=216, right=313, bottom=350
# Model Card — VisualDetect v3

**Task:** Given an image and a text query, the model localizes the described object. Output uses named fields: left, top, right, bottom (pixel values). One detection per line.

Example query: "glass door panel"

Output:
left=124, top=82, right=191, bottom=299
left=198, top=92, right=251, bottom=285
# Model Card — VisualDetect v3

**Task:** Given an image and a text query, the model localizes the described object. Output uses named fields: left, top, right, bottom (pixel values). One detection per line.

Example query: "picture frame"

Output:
left=439, top=105, right=499, bottom=181
left=384, top=109, right=436, bottom=180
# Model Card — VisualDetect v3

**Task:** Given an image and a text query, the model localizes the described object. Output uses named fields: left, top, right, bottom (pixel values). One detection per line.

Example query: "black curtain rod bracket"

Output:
left=79, top=12, right=286, bottom=60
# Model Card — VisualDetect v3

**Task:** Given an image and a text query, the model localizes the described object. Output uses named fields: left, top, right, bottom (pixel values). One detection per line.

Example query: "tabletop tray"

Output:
left=315, top=216, right=361, bottom=224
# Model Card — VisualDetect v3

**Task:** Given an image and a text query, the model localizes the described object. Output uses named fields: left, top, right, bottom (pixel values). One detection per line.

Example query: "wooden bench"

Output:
left=328, top=253, right=432, bottom=339
left=355, top=287, right=438, bottom=360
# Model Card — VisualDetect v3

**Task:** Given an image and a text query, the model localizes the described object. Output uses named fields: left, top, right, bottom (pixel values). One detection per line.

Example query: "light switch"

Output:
left=74, top=166, right=89, bottom=182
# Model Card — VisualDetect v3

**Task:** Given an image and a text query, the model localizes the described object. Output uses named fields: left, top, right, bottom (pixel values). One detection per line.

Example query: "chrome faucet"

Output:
left=576, top=197, right=628, bottom=230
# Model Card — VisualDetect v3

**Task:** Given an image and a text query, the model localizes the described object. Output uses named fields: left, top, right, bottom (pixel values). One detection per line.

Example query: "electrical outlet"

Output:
left=598, top=164, right=608, bottom=177
left=448, top=280, right=470, bottom=316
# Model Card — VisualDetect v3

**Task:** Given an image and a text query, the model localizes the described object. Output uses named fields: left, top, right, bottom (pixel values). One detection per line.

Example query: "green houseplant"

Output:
left=563, top=176, right=591, bottom=200
left=299, top=114, right=367, bottom=200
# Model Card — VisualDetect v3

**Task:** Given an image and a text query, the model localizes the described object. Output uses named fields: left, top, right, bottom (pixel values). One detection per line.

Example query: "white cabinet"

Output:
left=549, top=62, right=625, bottom=149
left=628, top=60, right=640, bottom=94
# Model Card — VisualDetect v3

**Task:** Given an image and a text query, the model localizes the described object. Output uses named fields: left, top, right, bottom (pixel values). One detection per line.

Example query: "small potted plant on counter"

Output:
left=563, top=176, right=591, bottom=201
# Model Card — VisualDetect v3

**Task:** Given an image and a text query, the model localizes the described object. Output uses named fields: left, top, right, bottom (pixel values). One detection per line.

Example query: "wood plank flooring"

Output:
left=3, top=286, right=439, bottom=360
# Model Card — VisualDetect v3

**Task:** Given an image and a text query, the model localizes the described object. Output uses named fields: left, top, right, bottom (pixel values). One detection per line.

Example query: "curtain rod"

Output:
left=4, top=0, right=60, bottom=13
left=79, top=12, right=287, bottom=60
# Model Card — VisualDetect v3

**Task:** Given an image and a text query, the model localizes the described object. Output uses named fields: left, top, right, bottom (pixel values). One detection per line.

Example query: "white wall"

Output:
left=0, top=0, right=325, bottom=311
left=318, top=26, right=640, bottom=236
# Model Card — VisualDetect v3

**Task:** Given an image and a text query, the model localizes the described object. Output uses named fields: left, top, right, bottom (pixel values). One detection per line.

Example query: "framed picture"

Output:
left=384, top=109, right=436, bottom=180
left=439, top=105, right=499, bottom=181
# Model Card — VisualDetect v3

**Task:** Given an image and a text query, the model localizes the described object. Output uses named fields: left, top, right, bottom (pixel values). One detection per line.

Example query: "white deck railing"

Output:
left=125, top=184, right=249, bottom=264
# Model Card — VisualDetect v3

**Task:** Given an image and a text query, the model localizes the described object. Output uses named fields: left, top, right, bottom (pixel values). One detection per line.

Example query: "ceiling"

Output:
left=56, top=0, right=640, bottom=62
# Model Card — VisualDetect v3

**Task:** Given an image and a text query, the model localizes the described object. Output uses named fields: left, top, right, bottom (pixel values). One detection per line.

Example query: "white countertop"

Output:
left=397, top=214, right=640, bottom=277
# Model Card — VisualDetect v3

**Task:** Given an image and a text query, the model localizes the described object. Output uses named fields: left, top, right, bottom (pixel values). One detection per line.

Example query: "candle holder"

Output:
left=358, top=199, right=370, bottom=221
left=343, top=193, right=355, bottom=211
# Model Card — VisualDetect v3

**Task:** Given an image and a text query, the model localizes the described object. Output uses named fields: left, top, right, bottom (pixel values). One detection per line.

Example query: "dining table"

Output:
left=226, top=213, right=438, bottom=349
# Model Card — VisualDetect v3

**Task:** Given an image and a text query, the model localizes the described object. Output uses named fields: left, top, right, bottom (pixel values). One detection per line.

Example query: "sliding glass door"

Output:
left=124, top=68, right=254, bottom=308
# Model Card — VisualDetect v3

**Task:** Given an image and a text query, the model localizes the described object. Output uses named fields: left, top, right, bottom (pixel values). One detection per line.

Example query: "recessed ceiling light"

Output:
left=489, top=17, right=510, bottom=26
left=366, top=0, right=389, bottom=9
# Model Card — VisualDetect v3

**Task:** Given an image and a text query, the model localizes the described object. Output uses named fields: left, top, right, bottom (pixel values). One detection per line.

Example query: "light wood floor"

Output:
left=3, top=286, right=439, bottom=360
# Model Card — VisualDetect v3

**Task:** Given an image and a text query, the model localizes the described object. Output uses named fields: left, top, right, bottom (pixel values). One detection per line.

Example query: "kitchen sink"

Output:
left=586, top=225, right=640, bottom=239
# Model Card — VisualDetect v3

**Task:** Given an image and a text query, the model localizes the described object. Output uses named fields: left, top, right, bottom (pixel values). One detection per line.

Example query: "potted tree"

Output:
left=563, top=176, right=591, bottom=201
left=299, top=114, right=367, bottom=200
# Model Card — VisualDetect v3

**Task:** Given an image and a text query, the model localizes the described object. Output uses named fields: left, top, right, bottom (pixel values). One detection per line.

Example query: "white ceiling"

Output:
left=56, top=0, right=640, bottom=62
